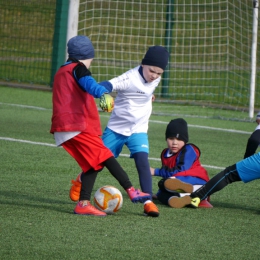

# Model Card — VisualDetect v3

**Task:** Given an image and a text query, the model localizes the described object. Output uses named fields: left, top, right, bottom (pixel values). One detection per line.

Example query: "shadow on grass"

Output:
left=0, top=190, right=74, bottom=214
left=0, top=190, right=139, bottom=216
left=153, top=196, right=260, bottom=214
left=200, top=200, right=260, bottom=214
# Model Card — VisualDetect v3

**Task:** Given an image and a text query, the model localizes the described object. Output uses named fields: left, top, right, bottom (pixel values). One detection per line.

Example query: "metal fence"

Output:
left=0, top=0, right=57, bottom=88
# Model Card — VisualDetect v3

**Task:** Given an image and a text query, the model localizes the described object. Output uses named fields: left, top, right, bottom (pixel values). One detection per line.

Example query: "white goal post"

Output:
left=249, top=0, right=259, bottom=118
left=66, top=0, right=80, bottom=59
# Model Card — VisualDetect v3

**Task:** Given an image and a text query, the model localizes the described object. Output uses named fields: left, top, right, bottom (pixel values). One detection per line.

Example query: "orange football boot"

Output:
left=144, top=201, right=159, bottom=217
left=69, top=173, right=82, bottom=202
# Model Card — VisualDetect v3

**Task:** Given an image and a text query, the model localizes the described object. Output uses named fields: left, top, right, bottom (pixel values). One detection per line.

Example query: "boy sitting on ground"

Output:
left=150, top=118, right=212, bottom=208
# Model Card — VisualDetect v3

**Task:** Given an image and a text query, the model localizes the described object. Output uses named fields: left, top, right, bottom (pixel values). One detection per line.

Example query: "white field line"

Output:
left=0, top=102, right=252, bottom=134
left=1, top=102, right=250, bottom=170
left=0, top=137, right=225, bottom=170
left=0, top=137, right=56, bottom=147
left=149, top=120, right=251, bottom=135
left=0, top=102, right=50, bottom=110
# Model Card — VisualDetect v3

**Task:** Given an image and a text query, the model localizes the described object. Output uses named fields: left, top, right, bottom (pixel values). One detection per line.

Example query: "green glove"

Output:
left=100, top=94, right=114, bottom=112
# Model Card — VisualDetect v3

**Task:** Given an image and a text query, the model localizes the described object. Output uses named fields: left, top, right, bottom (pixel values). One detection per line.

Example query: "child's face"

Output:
left=166, top=137, right=185, bottom=154
left=142, top=65, right=163, bottom=82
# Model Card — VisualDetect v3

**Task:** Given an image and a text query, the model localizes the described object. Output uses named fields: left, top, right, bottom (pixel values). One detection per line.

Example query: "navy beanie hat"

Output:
left=67, top=35, right=95, bottom=60
left=142, top=45, right=169, bottom=70
left=165, top=118, right=189, bottom=143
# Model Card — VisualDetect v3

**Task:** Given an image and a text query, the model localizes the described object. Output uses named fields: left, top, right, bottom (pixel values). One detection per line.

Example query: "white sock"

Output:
left=180, top=193, right=190, bottom=197
left=193, top=185, right=202, bottom=192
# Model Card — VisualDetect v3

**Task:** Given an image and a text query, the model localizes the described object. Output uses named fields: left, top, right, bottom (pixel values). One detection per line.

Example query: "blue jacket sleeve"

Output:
left=154, top=145, right=197, bottom=178
left=72, top=63, right=108, bottom=98
left=77, top=76, right=108, bottom=98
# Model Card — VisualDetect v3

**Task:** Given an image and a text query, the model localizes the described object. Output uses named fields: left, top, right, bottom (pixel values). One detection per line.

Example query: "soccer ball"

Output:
left=94, top=185, right=123, bottom=214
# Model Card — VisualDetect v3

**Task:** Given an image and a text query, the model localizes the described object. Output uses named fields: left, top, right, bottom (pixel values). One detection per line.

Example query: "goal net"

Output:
left=78, top=0, right=259, bottom=120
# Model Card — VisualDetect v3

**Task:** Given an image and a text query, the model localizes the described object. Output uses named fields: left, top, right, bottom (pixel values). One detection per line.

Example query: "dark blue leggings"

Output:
left=132, top=152, right=152, bottom=196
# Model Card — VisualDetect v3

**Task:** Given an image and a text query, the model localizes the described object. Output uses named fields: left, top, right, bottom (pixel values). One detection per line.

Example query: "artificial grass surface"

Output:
left=1, top=85, right=260, bottom=259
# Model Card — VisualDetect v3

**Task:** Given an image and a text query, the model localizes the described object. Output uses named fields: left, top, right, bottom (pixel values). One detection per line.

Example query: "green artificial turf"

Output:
left=1, top=85, right=260, bottom=260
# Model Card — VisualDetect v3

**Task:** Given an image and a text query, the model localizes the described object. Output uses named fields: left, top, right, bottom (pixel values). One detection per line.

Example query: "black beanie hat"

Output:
left=142, top=46, right=169, bottom=70
left=165, top=118, right=189, bottom=143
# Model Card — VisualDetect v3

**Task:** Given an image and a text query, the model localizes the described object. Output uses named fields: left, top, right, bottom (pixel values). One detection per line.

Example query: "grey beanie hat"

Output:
left=165, top=118, right=189, bottom=143
left=67, top=35, right=95, bottom=60
left=142, top=45, right=169, bottom=70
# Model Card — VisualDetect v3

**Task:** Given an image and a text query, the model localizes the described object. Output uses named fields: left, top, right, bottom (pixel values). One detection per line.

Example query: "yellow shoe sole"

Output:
left=164, top=178, right=193, bottom=193
left=168, top=195, right=192, bottom=208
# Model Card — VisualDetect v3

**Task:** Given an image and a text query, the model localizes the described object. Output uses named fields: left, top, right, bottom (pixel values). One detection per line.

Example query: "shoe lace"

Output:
left=80, top=200, right=90, bottom=207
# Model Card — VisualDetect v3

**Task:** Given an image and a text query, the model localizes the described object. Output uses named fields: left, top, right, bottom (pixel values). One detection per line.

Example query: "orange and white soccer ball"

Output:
left=94, top=185, right=123, bottom=214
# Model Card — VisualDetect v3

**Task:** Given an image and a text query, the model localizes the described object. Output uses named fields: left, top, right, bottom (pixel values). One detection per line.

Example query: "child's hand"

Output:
left=150, top=167, right=155, bottom=176
left=100, top=94, right=114, bottom=112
